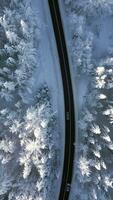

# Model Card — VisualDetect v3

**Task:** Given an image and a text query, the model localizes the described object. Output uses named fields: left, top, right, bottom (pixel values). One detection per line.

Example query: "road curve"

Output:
left=48, top=1, right=75, bottom=200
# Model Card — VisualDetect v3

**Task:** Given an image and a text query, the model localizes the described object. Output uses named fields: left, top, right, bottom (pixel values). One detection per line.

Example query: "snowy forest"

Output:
left=0, top=0, right=60, bottom=200
left=63, top=0, right=113, bottom=199
left=1, top=0, right=113, bottom=200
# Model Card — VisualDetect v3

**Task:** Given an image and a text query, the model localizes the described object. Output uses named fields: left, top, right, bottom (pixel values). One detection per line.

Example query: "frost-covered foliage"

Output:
left=0, top=0, right=40, bottom=95
left=64, top=7, right=93, bottom=74
left=63, top=0, right=113, bottom=199
left=75, top=65, right=113, bottom=200
left=0, top=1, right=59, bottom=200
left=64, top=0, right=113, bottom=75
left=65, top=0, right=113, bottom=16
left=0, top=84, right=59, bottom=200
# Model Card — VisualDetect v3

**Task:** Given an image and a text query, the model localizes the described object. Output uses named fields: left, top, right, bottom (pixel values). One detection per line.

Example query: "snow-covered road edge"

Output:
left=31, top=0, right=65, bottom=199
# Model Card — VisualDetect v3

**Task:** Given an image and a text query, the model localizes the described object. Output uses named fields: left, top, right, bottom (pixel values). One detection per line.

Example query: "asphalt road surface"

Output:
left=48, top=1, right=76, bottom=200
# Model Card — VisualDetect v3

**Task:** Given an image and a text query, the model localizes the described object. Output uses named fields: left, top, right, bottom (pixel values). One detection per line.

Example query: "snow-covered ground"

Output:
left=30, top=0, right=65, bottom=198
left=60, top=0, right=113, bottom=199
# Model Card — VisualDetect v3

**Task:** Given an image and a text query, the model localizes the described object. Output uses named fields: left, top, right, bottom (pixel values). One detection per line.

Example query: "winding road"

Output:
left=48, top=0, right=76, bottom=200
